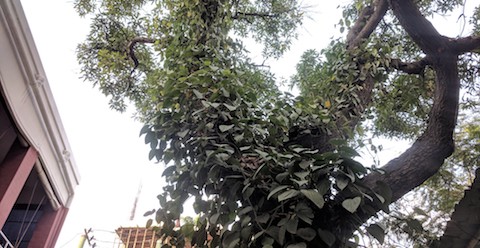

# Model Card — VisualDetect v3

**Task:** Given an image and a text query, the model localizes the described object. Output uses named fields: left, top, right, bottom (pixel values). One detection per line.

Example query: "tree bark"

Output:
left=335, top=0, right=467, bottom=239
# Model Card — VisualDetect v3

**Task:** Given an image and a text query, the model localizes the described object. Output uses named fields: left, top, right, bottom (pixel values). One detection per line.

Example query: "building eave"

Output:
left=0, top=0, right=80, bottom=207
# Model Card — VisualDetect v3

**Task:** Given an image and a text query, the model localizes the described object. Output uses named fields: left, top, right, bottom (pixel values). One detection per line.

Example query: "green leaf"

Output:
left=148, top=149, right=156, bottom=160
left=223, top=231, right=240, bottom=248
left=275, top=172, right=290, bottom=182
left=177, top=129, right=189, bottom=138
left=317, top=229, right=336, bottom=246
left=297, top=227, right=316, bottom=241
left=267, top=185, right=289, bottom=200
left=294, top=171, right=309, bottom=179
left=279, top=224, right=286, bottom=245
left=342, top=197, right=361, bottom=213
left=406, top=218, right=424, bottom=232
left=143, top=209, right=156, bottom=217
left=374, top=192, right=385, bottom=204
left=192, top=89, right=204, bottom=99
left=210, top=213, right=220, bottom=224
left=286, top=242, right=307, bottom=248
left=219, top=124, right=235, bottom=132
left=299, top=160, right=311, bottom=169
left=336, top=177, right=349, bottom=190
left=146, top=219, right=153, bottom=228
left=238, top=206, right=253, bottom=216
left=266, top=226, right=281, bottom=244
left=300, top=189, right=325, bottom=209
left=295, top=202, right=313, bottom=225
left=277, top=189, right=299, bottom=202
left=366, top=224, right=385, bottom=244
left=139, top=125, right=150, bottom=136
left=257, top=213, right=270, bottom=224
left=162, top=166, right=176, bottom=177
left=286, top=217, right=298, bottom=234
left=261, top=237, right=274, bottom=246
left=224, top=103, right=237, bottom=111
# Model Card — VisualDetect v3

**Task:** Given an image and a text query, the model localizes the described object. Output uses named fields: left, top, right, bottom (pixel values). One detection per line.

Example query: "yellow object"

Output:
left=325, top=100, right=331, bottom=109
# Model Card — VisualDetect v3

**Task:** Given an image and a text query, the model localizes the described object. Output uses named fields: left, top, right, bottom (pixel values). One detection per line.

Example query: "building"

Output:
left=116, top=227, right=159, bottom=248
left=0, top=0, right=80, bottom=247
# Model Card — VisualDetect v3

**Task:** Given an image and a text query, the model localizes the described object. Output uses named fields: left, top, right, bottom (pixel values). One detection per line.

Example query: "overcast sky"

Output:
left=18, top=0, right=471, bottom=247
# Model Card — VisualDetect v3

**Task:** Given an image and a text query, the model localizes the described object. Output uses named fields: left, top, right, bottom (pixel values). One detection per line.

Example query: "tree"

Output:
left=74, top=0, right=480, bottom=247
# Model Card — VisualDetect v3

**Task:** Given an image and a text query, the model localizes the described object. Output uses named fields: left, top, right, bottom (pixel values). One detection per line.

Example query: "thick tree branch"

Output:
left=390, top=56, right=432, bottom=74
left=352, top=0, right=460, bottom=231
left=435, top=169, right=480, bottom=248
left=388, top=0, right=448, bottom=54
left=450, top=35, right=480, bottom=55
left=347, top=0, right=389, bottom=48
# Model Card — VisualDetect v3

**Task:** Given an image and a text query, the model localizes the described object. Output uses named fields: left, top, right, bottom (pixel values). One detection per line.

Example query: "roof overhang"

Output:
left=0, top=0, right=80, bottom=207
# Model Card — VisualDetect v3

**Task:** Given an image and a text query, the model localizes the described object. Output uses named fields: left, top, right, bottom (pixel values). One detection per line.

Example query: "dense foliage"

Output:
left=75, top=0, right=480, bottom=247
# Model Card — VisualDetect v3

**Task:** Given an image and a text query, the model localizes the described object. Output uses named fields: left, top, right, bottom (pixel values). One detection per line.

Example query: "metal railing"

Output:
left=0, top=231, right=13, bottom=248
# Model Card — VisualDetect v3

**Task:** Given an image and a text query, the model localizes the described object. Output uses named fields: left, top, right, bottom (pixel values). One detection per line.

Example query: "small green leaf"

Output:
left=177, top=129, right=189, bottom=138
left=267, top=185, right=289, bottom=200
left=277, top=189, right=299, bottom=202
left=257, top=213, right=270, bottom=224
left=219, top=124, right=235, bottom=132
left=336, top=177, right=349, bottom=190
left=192, top=89, right=204, bottom=99
left=286, top=242, right=307, bottom=248
left=224, top=103, right=237, bottom=111
left=342, top=197, right=361, bottom=213
left=238, top=206, right=253, bottom=216
left=139, top=125, right=150, bottom=136
left=300, top=189, right=325, bottom=209
left=297, top=228, right=316, bottom=241
left=234, top=133, right=244, bottom=142
left=285, top=217, right=298, bottom=234
left=317, top=229, right=335, bottom=246
left=406, top=218, right=424, bottom=232
left=366, top=224, right=385, bottom=244
left=148, top=149, right=156, bottom=160
left=413, top=207, right=428, bottom=216
left=146, top=219, right=153, bottom=228
left=299, top=160, right=311, bottom=169
left=374, top=192, right=385, bottom=203
left=143, top=209, right=156, bottom=217
left=210, top=213, right=220, bottom=224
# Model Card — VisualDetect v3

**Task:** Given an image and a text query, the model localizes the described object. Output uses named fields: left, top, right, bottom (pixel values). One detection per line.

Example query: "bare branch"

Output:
left=390, top=56, right=432, bottom=74
left=127, top=37, right=157, bottom=72
left=232, top=11, right=280, bottom=20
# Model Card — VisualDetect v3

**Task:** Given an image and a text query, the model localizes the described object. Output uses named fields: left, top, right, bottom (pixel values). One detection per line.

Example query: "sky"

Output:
left=18, top=0, right=472, bottom=247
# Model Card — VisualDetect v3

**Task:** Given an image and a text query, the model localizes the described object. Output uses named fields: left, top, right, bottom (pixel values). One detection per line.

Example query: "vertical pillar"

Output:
left=0, top=146, right=37, bottom=228
left=28, top=205, right=69, bottom=248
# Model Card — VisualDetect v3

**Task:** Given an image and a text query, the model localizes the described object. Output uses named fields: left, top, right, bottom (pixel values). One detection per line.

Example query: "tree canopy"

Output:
left=75, top=0, right=480, bottom=247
